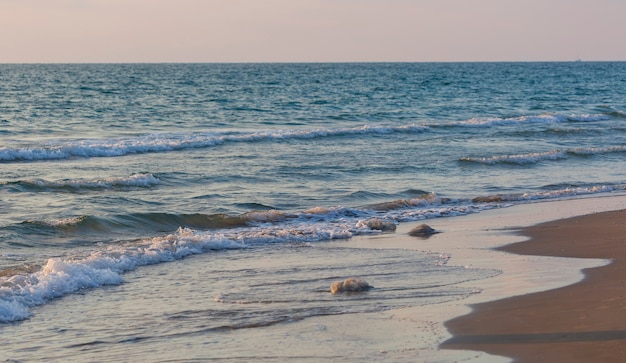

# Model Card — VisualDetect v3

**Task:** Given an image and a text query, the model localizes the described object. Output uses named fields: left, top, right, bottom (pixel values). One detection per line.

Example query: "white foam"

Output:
left=454, top=113, right=609, bottom=127
left=106, top=173, right=161, bottom=187
left=0, top=125, right=429, bottom=162
left=0, top=115, right=612, bottom=162
left=462, top=145, right=626, bottom=165
left=48, top=216, right=88, bottom=227
left=461, top=150, right=568, bottom=165
left=0, top=219, right=374, bottom=322
left=476, top=185, right=625, bottom=203
left=21, top=173, right=160, bottom=190
left=567, top=114, right=612, bottom=122
left=569, top=145, right=626, bottom=156
left=518, top=185, right=624, bottom=200
left=0, top=227, right=247, bottom=323
left=241, top=210, right=295, bottom=223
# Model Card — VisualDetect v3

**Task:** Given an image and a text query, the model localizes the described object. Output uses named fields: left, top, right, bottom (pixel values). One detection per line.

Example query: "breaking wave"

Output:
left=17, top=210, right=296, bottom=237
left=0, top=124, right=428, bottom=162
left=461, top=145, right=626, bottom=165
left=13, top=183, right=626, bottom=241
left=0, top=228, right=247, bottom=323
left=451, top=113, right=609, bottom=128
left=1, top=173, right=160, bottom=191
left=472, top=184, right=626, bottom=203
left=1, top=183, right=623, bottom=323
left=0, top=113, right=609, bottom=163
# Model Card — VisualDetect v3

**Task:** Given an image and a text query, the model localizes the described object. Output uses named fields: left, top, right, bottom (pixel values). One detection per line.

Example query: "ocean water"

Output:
left=1, top=62, right=625, bottom=361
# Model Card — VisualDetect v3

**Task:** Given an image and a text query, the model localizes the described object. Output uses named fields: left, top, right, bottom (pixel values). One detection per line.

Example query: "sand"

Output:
left=442, top=209, right=626, bottom=362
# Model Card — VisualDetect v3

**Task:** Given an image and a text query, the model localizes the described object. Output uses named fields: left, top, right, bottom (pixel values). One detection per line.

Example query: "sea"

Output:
left=1, top=62, right=625, bottom=362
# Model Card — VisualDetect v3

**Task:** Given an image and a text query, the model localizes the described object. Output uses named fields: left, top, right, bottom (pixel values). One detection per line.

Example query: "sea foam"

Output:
left=461, top=145, right=626, bottom=165
left=454, top=113, right=609, bottom=128
left=472, top=185, right=625, bottom=204
left=0, top=114, right=609, bottom=162
left=0, top=228, right=247, bottom=323
left=6, top=173, right=160, bottom=191
left=0, top=124, right=429, bottom=162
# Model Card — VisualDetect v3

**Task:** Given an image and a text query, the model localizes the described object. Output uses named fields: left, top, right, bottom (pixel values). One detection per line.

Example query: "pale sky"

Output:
left=1, top=0, right=625, bottom=63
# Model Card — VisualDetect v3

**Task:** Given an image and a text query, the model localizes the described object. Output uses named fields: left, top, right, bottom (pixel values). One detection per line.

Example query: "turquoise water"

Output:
left=1, top=62, right=625, bottom=361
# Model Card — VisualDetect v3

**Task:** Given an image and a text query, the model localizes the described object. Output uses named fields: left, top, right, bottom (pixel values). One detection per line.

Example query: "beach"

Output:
left=442, top=206, right=626, bottom=362
left=311, top=194, right=626, bottom=362
left=1, top=63, right=625, bottom=362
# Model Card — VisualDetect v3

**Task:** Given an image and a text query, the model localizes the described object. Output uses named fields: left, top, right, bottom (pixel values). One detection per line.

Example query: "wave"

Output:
left=0, top=113, right=609, bottom=163
left=0, top=190, right=485, bottom=323
left=568, top=145, right=626, bottom=156
left=471, top=184, right=626, bottom=203
left=362, top=192, right=452, bottom=211
left=0, top=124, right=429, bottom=163
left=1, top=173, right=160, bottom=192
left=13, top=181, right=626, bottom=240
left=0, top=202, right=482, bottom=323
left=606, top=110, right=626, bottom=119
left=2, top=183, right=623, bottom=322
left=449, top=113, right=609, bottom=128
left=460, top=150, right=568, bottom=165
left=0, top=228, right=247, bottom=323
left=18, top=210, right=295, bottom=236
left=595, top=105, right=626, bottom=119
left=461, top=145, right=626, bottom=165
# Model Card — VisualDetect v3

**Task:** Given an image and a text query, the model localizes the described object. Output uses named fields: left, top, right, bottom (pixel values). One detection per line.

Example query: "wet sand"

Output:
left=442, top=209, right=626, bottom=362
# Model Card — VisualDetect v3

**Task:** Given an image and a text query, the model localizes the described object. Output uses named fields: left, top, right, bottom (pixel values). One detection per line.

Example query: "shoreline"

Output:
left=441, top=207, right=626, bottom=362
left=322, top=194, right=626, bottom=361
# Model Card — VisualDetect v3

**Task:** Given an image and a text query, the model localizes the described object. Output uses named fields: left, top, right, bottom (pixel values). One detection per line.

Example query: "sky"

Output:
left=1, top=0, right=625, bottom=63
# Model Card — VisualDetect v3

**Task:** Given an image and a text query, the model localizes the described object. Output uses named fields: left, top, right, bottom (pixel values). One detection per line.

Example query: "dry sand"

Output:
left=442, top=209, right=626, bottom=362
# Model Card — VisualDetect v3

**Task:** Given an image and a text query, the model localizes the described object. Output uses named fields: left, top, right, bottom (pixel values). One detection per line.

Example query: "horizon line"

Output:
left=1, top=59, right=625, bottom=65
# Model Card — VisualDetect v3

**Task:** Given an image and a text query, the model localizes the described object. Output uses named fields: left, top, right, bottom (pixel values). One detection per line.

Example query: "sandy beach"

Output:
left=442, top=208, right=626, bottom=362
left=313, top=195, right=626, bottom=362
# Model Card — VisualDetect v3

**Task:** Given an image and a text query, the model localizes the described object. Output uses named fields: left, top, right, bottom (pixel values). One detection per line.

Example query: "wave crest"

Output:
left=461, top=150, right=567, bottom=165
left=0, top=124, right=429, bottom=162
left=461, top=145, right=626, bottom=165
left=0, top=114, right=613, bottom=163
left=452, top=113, right=609, bottom=128
left=364, top=192, right=449, bottom=211
left=0, top=227, right=248, bottom=323
left=1, top=173, right=160, bottom=191
left=472, top=185, right=625, bottom=203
